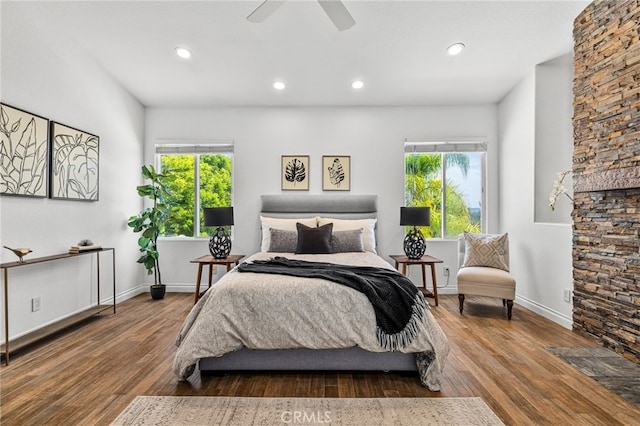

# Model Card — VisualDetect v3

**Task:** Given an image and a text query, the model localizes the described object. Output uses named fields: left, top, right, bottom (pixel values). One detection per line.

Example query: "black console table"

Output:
left=1, top=248, right=116, bottom=365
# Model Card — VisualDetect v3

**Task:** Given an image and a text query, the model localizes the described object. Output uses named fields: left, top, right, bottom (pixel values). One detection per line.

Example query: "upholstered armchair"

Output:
left=457, top=233, right=516, bottom=320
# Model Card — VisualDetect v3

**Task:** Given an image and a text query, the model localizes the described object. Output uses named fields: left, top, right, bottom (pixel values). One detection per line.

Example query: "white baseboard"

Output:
left=435, top=286, right=458, bottom=295
left=113, top=285, right=147, bottom=303
left=515, top=294, right=573, bottom=330
left=132, top=283, right=196, bottom=295
left=1, top=285, right=148, bottom=344
left=166, top=283, right=197, bottom=293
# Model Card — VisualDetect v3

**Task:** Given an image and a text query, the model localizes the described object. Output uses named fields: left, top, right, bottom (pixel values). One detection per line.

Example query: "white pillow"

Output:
left=317, top=217, right=377, bottom=253
left=260, top=216, right=318, bottom=252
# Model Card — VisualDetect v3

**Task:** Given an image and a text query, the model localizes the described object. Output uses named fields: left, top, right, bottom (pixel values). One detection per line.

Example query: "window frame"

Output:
left=404, top=140, right=487, bottom=239
left=155, top=141, right=234, bottom=240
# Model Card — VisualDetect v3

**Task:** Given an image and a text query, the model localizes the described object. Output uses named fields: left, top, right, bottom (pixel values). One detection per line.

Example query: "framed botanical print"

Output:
left=50, top=121, right=100, bottom=201
left=281, top=155, right=309, bottom=191
left=322, top=155, right=350, bottom=191
left=0, top=103, right=49, bottom=197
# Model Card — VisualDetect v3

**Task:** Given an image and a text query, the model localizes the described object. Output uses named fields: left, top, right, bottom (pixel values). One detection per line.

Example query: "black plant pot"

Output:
left=150, top=284, right=166, bottom=300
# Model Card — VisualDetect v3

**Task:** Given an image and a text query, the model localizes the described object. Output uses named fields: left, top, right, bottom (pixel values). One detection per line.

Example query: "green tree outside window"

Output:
left=160, top=153, right=232, bottom=238
left=405, top=152, right=482, bottom=238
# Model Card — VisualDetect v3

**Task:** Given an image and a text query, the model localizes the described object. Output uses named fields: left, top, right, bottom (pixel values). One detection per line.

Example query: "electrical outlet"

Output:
left=443, top=267, right=450, bottom=277
left=563, top=289, right=572, bottom=303
left=31, top=297, right=41, bottom=312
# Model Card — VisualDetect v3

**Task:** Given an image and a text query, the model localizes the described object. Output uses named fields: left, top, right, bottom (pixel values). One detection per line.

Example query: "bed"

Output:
left=173, top=194, right=449, bottom=391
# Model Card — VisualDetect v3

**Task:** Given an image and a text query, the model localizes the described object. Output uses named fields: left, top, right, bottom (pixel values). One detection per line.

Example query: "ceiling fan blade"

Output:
left=317, top=0, right=355, bottom=31
left=247, top=0, right=287, bottom=23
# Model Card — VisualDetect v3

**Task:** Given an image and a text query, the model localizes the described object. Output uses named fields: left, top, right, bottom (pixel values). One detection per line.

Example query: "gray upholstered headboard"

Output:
left=260, top=194, right=377, bottom=220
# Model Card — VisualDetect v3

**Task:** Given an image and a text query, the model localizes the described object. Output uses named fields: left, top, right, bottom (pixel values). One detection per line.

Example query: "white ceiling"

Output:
left=6, top=0, right=589, bottom=107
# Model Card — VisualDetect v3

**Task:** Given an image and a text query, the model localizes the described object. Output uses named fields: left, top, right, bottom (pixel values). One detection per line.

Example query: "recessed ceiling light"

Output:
left=446, top=43, right=465, bottom=56
left=273, top=81, right=286, bottom=90
left=351, top=80, right=364, bottom=90
left=175, top=47, right=192, bottom=59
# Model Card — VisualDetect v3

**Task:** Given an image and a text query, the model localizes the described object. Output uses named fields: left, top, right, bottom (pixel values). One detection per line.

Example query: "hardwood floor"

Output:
left=1, top=293, right=639, bottom=425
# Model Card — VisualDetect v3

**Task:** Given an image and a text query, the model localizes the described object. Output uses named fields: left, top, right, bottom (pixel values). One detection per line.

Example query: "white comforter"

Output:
left=173, top=252, right=449, bottom=391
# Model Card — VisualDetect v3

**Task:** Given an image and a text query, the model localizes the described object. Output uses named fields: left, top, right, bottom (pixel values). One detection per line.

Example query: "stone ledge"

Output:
left=574, top=166, right=640, bottom=193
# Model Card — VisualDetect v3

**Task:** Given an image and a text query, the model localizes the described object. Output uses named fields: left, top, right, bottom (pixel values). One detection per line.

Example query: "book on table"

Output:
left=68, top=245, right=102, bottom=254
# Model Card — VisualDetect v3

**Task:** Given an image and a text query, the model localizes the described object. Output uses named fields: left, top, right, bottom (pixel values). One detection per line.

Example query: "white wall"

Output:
left=0, top=3, right=575, bottom=340
left=534, top=55, right=574, bottom=223
left=145, top=106, right=499, bottom=292
left=0, top=4, right=145, bottom=342
left=498, top=65, right=574, bottom=328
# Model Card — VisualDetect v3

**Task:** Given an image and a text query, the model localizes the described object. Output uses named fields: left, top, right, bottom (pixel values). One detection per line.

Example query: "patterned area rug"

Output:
left=111, top=396, right=504, bottom=426
left=547, top=347, right=640, bottom=406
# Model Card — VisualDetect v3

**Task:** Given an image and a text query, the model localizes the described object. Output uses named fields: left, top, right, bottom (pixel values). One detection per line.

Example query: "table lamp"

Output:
left=204, top=207, right=234, bottom=259
left=400, top=207, right=430, bottom=259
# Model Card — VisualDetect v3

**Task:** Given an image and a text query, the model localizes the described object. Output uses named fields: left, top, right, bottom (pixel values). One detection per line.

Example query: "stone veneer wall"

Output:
left=572, top=0, right=640, bottom=363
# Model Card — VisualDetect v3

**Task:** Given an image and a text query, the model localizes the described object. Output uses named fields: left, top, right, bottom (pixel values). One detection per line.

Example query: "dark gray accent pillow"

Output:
left=268, top=228, right=298, bottom=252
left=296, top=223, right=333, bottom=254
left=331, top=228, right=365, bottom=253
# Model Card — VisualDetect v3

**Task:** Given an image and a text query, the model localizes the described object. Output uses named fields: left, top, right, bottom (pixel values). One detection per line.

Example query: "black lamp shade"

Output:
left=204, top=207, right=234, bottom=227
left=400, top=207, right=430, bottom=227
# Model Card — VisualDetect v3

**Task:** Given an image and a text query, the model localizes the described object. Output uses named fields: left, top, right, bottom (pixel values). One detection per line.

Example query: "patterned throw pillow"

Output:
left=268, top=229, right=298, bottom=252
left=331, top=228, right=365, bottom=253
left=317, top=217, right=377, bottom=253
left=462, top=232, right=510, bottom=271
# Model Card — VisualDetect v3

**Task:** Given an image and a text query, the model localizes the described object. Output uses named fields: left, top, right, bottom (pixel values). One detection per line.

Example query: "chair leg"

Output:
left=458, top=294, right=465, bottom=314
left=502, top=298, right=506, bottom=306
left=506, top=299, right=513, bottom=320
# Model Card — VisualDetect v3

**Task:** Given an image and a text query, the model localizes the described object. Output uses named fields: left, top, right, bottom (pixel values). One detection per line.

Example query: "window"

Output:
left=155, top=143, right=233, bottom=238
left=404, top=141, right=485, bottom=238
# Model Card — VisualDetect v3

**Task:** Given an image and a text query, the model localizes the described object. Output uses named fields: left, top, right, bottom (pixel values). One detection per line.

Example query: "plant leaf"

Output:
left=0, top=107, right=8, bottom=127
left=327, top=158, right=345, bottom=187
left=285, top=159, right=306, bottom=184
left=10, top=119, right=21, bottom=133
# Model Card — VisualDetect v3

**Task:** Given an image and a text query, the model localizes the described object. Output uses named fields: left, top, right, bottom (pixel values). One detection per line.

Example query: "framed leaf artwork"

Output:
left=281, top=155, right=309, bottom=191
left=323, top=155, right=350, bottom=191
left=50, top=121, right=100, bottom=201
left=0, top=103, right=49, bottom=197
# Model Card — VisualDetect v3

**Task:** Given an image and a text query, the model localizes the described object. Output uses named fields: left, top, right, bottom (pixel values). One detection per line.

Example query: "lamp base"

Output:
left=403, top=227, right=426, bottom=259
left=209, top=227, right=231, bottom=259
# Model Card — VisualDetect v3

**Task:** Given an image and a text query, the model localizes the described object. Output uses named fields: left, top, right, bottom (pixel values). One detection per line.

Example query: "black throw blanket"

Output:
left=237, top=257, right=427, bottom=351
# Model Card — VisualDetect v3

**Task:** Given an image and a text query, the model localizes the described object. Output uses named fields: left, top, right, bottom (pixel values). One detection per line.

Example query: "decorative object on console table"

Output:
left=400, top=206, right=430, bottom=259
left=322, top=155, right=350, bottom=191
left=281, top=155, right=309, bottom=191
left=0, top=103, right=49, bottom=197
left=3, top=246, right=32, bottom=263
left=69, top=239, right=101, bottom=254
left=127, top=165, right=170, bottom=300
left=204, top=207, right=234, bottom=259
left=50, top=121, right=99, bottom=201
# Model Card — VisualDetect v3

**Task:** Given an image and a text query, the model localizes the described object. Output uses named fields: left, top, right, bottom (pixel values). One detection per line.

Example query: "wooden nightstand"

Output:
left=389, top=254, right=443, bottom=306
left=190, top=254, right=244, bottom=304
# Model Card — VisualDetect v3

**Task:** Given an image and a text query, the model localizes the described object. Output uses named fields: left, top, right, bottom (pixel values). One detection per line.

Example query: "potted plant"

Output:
left=128, top=165, right=170, bottom=299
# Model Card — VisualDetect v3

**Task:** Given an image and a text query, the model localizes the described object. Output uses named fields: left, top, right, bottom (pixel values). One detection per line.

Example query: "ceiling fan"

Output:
left=247, top=0, right=356, bottom=31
